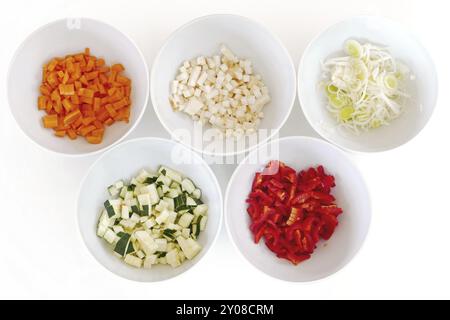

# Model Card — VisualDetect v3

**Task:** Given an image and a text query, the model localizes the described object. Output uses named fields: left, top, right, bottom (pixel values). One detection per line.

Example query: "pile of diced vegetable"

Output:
left=96, top=166, right=208, bottom=269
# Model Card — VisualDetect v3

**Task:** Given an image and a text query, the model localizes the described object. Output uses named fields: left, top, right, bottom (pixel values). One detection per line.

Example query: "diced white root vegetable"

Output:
left=169, top=45, right=270, bottom=137
left=178, top=213, right=195, bottom=228
left=124, top=254, right=143, bottom=268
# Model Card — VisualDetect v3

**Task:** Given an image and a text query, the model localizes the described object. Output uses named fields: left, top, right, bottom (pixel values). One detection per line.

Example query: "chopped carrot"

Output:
left=62, top=99, right=73, bottom=113
left=63, top=109, right=82, bottom=126
left=67, top=129, right=77, bottom=140
left=38, top=48, right=132, bottom=144
left=55, top=130, right=66, bottom=137
left=111, top=64, right=125, bottom=73
left=38, top=96, right=47, bottom=110
left=59, top=84, right=75, bottom=96
left=43, top=115, right=58, bottom=128
left=79, top=125, right=96, bottom=137
left=86, top=135, right=102, bottom=144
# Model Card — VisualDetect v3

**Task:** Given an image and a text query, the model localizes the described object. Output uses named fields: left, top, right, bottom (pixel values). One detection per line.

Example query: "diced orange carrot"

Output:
left=85, top=71, right=99, bottom=81
left=67, top=129, right=77, bottom=140
left=113, top=98, right=128, bottom=110
left=39, top=48, right=131, bottom=143
left=104, top=118, right=115, bottom=126
left=38, top=96, right=47, bottom=110
left=79, top=125, right=96, bottom=137
left=116, top=75, right=131, bottom=86
left=78, top=88, right=95, bottom=98
left=111, top=64, right=125, bottom=73
left=62, top=99, right=73, bottom=112
left=86, top=135, right=102, bottom=144
left=59, top=84, right=75, bottom=96
left=91, top=128, right=104, bottom=137
left=63, top=109, right=82, bottom=126
left=54, top=130, right=66, bottom=137
left=43, top=115, right=58, bottom=128
left=105, top=104, right=117, bottom=117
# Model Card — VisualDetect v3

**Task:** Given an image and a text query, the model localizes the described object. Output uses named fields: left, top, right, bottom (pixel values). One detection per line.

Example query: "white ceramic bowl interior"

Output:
left=8, top=18, right=149, bottom=156
left=151, top=14, right=296, bottom=156
left=299, top=16, right=438, bottom=153
left=78, top=138, right=223, bottom=282
left=225, top=136, right=371, bottom=282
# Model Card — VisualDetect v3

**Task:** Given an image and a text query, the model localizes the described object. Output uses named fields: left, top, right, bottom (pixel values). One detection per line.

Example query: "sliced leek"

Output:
left=321, top=39, right=412, bottom=134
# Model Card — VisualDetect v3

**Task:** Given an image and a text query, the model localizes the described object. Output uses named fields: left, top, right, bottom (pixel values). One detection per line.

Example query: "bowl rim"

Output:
left=150, top=13, right=297, bottom=157
left=297, top=15, right=439, bottom=154
left=224, top=135, right=372, bottom=283
left=76, top=136, right=224, bottom=282
left=6, top=17, right=150, bottom=158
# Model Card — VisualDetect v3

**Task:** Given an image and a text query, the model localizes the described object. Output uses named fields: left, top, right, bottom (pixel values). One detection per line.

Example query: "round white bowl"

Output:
left=298, top=16, right=438, bottom=153
left=225, top=136, right=371, bottom=282
left=7, top=18, right=149, bottom=156
left=151, top=14, right=296, bottom=156
left=77, top=137, right=223, bottom=282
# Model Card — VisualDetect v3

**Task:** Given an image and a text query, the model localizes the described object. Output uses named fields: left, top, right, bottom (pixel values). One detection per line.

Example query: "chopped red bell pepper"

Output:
left=246, top=162, right=343, bottom=266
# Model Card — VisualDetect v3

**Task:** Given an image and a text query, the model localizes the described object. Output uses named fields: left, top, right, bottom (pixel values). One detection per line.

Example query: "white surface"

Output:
left=78, top=138, right=222, bottom=282
left=299, top=16, right=438, bottom=152
left=151, top=14, right=296, bottom=155
left=7, top=18, right=149, bottom=156
left=0, top=0, right=449, bottom=299
left=226, top=137, right=371, bottom=282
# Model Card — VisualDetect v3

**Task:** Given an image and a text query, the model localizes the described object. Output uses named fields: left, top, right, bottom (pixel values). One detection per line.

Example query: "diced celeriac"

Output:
left=169, top=45, right=270, bottom=137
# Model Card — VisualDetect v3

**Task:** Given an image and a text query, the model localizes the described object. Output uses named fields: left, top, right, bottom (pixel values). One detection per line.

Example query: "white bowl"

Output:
left=77, top=138, right=223, bottom=282
left=151, top=14, right=296, bottom=156
left=7, top=18, right=149, bottom=156
left=298, top=16, right=438, bottom=153
left=225, top=136, right=371, bottom=282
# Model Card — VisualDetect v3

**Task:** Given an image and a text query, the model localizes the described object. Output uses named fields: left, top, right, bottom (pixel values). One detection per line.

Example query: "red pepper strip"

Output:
left=252, top=172, right=263, bottom=189
left=320, top=214, right=338, bottom=240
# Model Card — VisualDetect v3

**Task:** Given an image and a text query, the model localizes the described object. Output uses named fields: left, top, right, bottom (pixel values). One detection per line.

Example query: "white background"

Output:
left=0, top=0, right=448, bottom=300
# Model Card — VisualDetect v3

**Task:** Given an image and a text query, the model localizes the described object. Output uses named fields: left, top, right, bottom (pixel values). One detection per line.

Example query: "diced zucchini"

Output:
left=192, top=189, right=202, bottom=199
left=182, top=228, right=191, bottom=238
left=144, top=255, right=158, bottom=269
left=148, top=184, right=160, bottom=205
left=163, top=197, right=175, bottom=211
left=167, top=189, right=180, bottom=199
left=193, top=204, right=208, bottom=216
left=155, top=238, right=168, bottom=252
left=124, top=254, right=142, bottom=268
left=167, top=211, right=178, bottom=225
left=166, top=249, right=181, bottom=268
left=186, top=196, right=197, bottom=207
left=135, top=231, right=158, bottom=256
left=136, top=250, right=145, bottom=259
left=121, top=205, right=130, bottom=220
left=181, top=179, right=196, bottom=194
left=200, top=216, right=208, bottom=231
left=108, top=185, right=120, bottom=197
left=174, top=194, right=188, bottom=211
left=156, top=210, right=170, bottom=225
left=177, top=236, right=202, bottom=260
left=178, top=213, right=194, bottom=228
left=158, top=166, right=183, bottom=183
left=157, top=174, right=172, bottom=187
